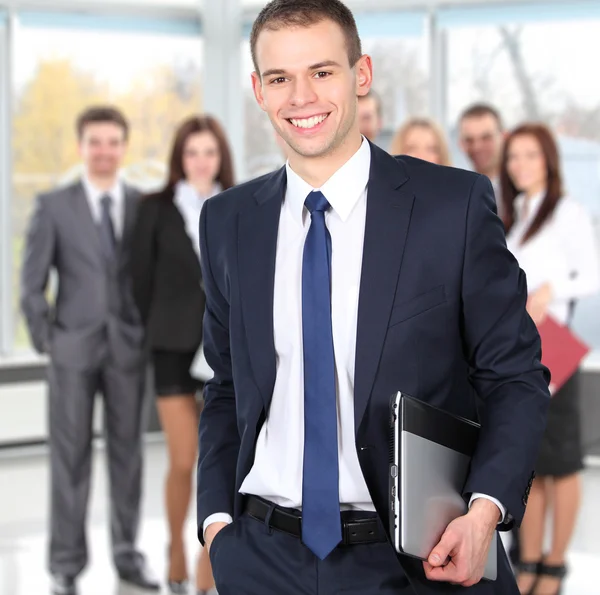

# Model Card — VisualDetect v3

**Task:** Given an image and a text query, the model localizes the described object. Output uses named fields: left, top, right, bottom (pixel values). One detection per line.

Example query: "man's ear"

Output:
left=355, top=54, right=373, bottom=98
left=251, top=71, right=267, bottom=112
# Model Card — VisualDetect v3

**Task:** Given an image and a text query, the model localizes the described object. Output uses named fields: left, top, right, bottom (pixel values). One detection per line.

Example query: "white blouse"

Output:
left=506, top=191, right=600, bottom=325
left=173, top=180, right=221, bottom=260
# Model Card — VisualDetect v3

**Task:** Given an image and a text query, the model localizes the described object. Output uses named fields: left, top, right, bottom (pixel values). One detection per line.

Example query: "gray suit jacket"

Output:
left=20, top=180, right=144, bottom=371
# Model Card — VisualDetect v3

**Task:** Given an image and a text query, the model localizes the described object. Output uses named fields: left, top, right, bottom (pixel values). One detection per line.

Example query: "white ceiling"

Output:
left=1, top=0, right=573, bottom=12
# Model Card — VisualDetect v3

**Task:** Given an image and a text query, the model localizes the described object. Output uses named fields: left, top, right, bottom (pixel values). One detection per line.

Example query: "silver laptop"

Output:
left=389, top=392, right=497, bottom=581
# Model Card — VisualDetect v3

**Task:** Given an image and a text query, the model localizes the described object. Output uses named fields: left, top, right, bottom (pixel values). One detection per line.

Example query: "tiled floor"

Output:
left=1, top=440, right=599, bottom=595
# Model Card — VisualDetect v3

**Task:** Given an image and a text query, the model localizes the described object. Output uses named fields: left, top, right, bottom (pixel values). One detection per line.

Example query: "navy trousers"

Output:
left=208, top=512, right=414, bottom=595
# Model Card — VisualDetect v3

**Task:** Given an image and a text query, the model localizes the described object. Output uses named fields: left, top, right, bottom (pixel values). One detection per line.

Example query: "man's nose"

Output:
left=290, top=78, right=318, bottom=107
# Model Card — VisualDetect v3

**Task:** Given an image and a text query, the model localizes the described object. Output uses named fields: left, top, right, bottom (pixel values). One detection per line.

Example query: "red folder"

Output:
left=536, top=316, right=590, bottom=395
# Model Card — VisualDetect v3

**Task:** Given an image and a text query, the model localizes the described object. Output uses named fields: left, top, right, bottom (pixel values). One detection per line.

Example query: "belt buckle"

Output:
left=343, top=517, right=377, bottom=545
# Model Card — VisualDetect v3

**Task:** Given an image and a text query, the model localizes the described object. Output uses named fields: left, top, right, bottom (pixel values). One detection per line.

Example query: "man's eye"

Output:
left=270, top=77, right=286, bottom=84
left=315, top=71, right=330, bottom=79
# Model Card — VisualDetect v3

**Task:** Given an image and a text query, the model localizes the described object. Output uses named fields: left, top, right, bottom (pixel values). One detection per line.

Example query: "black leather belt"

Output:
left=244, top=496, right=387, bottom=546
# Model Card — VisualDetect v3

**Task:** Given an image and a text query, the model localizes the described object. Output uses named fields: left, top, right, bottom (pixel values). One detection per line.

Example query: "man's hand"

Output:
left=423, top=499, right=500, bottom=586
left=527, top=282, right=553, bottom=325
left=205, top=522, right=229, bottom=552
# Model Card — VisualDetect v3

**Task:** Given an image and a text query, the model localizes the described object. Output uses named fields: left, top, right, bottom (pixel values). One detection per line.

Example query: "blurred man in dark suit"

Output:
left=197, top=2, right=549, bottom=594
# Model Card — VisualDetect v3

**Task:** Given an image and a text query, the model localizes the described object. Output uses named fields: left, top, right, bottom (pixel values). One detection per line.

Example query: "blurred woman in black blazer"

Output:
left=131, top=115, right=234, bottom=594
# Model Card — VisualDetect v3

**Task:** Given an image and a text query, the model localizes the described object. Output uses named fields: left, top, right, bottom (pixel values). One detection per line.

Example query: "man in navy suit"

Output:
left=196, top=1, right=550, bottom=593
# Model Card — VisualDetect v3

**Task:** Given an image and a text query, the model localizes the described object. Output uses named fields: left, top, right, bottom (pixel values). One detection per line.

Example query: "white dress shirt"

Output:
left=204, top=139, right=504, bottom=533
left=241, top=139, right=372, bottom=511
left=174, top=180, right=221, bottom=261
left=82, top=173, right=125, bottom=239
left=506, top=192, right=600, bottom=324
left=489, top=176, right=502, bottom=217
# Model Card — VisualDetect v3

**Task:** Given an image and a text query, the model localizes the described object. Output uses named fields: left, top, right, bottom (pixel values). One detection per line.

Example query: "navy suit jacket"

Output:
left=197, top=142, right=550, bottom=593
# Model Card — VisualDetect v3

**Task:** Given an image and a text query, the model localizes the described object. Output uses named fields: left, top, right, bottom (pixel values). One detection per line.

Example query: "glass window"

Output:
left=362, top=35, right=429, bottom=151
left=0, top=14, right=9, bottom=354
left=241, top=40, right=284, bottom=180
left=447, top=18, right=600, bottom=349
left=12, top=22, right=203, bottom=351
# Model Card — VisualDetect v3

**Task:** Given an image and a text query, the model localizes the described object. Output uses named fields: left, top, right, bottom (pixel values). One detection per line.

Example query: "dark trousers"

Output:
left=209, top=512, right=414, bottom=595
left=47, top=357, right=146, bottom=577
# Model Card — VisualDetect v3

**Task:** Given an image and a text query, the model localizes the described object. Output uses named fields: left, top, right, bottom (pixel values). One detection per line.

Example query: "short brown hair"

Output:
left=165, top=115, right=235, bottom=193
left=250, top=0, right=362, bottom=75
left=459, top=103, right=504, bottom=130
left=76, top=106, right=129, bottom=140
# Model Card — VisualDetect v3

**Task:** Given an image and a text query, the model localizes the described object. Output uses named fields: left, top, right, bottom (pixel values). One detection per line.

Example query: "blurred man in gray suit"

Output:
left=21, top=107, right=159, bottom=595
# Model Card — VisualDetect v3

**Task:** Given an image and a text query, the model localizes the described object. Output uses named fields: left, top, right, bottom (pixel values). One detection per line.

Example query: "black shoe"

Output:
left=118, top=566, right=161, bottom=591
left=50, top=574, right=77, bottom=595
left=516, top=561, right=542, bottom=595
left=537, top=561, right=567, bottom=595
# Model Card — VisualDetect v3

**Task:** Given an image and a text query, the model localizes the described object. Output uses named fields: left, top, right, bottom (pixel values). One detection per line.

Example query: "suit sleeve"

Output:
left=130, top=198, right=158, bottom=325
left=196, top=198, right=240, bottom=544
left=460, top=175, right=550, bottom=529
left=20, top=194, right=56, bottom=354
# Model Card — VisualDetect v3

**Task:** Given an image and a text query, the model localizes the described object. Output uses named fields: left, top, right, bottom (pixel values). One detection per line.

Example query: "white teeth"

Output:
left=290, top=114, right=327, bottom=129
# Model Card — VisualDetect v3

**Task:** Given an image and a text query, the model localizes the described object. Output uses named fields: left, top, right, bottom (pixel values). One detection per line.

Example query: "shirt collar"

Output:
left=82, top=172, right=123, bottom=204
left=284, top=138, right=371, bottom=225
left=175, top=180, right=222, bottom=206
left=515, top=189, right=545, bottom=220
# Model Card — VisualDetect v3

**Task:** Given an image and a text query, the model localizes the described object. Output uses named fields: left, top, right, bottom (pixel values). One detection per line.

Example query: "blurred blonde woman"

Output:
left=390, top=117, right=451, bottom=166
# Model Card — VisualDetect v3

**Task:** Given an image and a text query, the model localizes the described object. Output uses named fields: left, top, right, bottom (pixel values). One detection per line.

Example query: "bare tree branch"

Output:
left=499, top=25, right=541, bottom=120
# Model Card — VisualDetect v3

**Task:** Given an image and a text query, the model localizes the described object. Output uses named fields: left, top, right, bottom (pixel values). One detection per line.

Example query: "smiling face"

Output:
left=459, top=114, right=504, bottom=177
left=506, top=133, right=548, bottom=196
left=182, top=131, right=221, bottom=189
left=403, top=125, right=444, bottom=165
left=79, top=122, right=127, bottom=178
left=251, top=19, right=372, bottom=165
left=358, top=95, right=381, bottom=141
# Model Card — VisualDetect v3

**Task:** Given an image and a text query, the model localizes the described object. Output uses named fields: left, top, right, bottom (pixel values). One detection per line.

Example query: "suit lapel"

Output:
left=170, top=199, right=203, bottom=280
left=238, top=167, right=285, bottom=412
left=354, top=144, right=415, bottom=432
left=69, top=181, right=103, bottom=266
left=117, top=184, right=139, bottom=258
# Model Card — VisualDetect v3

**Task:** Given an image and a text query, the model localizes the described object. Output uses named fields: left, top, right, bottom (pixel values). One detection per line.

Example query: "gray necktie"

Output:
left=99, top=194, right=116, bottom=259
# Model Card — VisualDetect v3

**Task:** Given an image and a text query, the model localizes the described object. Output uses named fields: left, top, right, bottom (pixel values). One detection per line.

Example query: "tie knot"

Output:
left=305, top=191, right=331, bottom=215
left=100, top=194, right=113, bottom=210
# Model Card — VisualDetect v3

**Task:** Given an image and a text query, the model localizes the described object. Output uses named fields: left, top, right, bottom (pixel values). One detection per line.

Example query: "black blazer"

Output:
left=196, top=142, right=550, bottom=593
left=130, top=189, right=205, bottom=352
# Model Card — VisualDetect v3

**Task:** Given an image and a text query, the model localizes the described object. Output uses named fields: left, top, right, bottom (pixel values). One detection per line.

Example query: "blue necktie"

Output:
left=100, top=194, right=116, bottom=260
left=301, top=190, right=341, bottom=559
